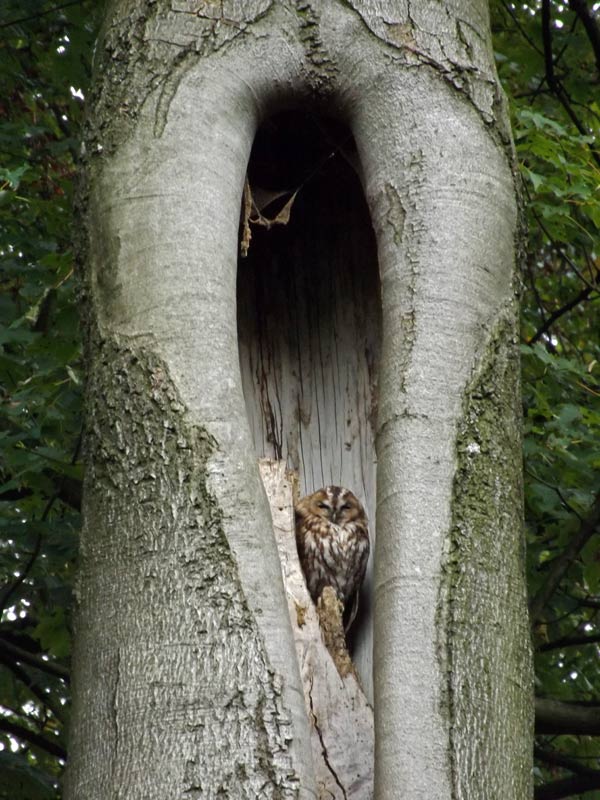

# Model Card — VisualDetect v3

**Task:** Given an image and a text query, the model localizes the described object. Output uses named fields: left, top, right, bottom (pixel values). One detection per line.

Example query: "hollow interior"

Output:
left=237, top=110, right=381, bottom=693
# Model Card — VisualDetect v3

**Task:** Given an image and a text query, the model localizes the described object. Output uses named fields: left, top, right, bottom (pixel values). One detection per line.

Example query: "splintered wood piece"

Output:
left=317, top=588, right=357, bottom=680
left=259, top=458, right=374, bottom=800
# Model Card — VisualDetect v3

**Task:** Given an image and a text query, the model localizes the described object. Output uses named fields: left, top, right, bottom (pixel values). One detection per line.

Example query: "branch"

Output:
left=579, top=596, right=600, bottom=609
left=541, top=0, right=558, bottom=91
left=569, top=0, right=600, bottom=74
left=0, top=650, right=65, bottom=723
left=529, top=490, right=600, bottom=622
left=541, top=0, right=600, bottom=167
left=0, top=0, right=84, bottom=29
left=535, top=745, right=598, bottom=775
left=536, top=697, right=600, bottom=735
left=528, top=284, right=596, bottom=344
left=58, top=474, right=82, bottom=511
left=538, top=631, right=600, bottom=652
left=3, top=473, right=84, bottom=511
left=0, top=718, right=66, bottom=760
left=536, top=772, right=600, bottom=800
left=0, top=637, right=70, bottom=682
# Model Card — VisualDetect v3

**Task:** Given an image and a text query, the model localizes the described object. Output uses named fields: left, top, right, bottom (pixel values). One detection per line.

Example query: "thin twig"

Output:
left=499, top=0, right=544, bottom=54
left=541, top=0, right=600, bottom=167
left=528, top=284, right=596, bottom=344
left=535, top=745, right=598, bottom=776
left=538, top=631, right=600, bottom=652
left=528, top=202, right=599, bottom=293
left=524, top=468, right=583, bottom=520
left=0, top=534, right=41, bottom=617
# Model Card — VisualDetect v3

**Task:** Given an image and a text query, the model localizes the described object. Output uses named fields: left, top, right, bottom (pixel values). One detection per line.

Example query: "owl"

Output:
left=295, top=486, right=369, bottom=631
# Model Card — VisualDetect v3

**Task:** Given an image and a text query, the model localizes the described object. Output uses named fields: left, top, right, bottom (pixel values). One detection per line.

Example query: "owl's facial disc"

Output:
left=317, top=500, right=333, bottom=520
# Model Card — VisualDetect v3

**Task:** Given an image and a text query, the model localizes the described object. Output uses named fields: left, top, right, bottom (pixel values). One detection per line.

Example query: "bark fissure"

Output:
left=307, top=676, right=348, bottom=800
left=383, top=183, right=406, bottom=247
left=294, top=1, right=337, bottom=83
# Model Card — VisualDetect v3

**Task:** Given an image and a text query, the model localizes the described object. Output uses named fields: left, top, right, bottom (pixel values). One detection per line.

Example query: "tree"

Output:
left=492, top=2, right=600, bottom=797
left=4, top=1, right=599, bottom=798
left=0, top=3, right=96, bottom=797
left=63, top=0, right=531, bottom=797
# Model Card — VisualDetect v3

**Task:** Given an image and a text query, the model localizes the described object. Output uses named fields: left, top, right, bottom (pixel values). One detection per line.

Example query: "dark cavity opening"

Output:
left=236, top=110, right=381, bottom=691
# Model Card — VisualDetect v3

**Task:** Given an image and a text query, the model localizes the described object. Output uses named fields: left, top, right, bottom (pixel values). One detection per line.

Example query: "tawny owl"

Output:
left=295, top=486, right=369, bottom=631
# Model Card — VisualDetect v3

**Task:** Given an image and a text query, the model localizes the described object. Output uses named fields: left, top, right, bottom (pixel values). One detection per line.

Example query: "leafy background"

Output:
left=0, top=1, right=599, bottom=798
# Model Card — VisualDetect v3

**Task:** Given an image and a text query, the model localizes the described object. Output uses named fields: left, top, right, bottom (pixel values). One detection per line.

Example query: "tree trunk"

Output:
left=67, top=1, right=533, bottom=798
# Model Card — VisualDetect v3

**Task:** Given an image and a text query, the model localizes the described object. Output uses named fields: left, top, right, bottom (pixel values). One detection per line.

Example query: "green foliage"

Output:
left=0, top=1, right=100, bottom=795
left=493, top=0, right=600, bottom=795
left=0, top=751, right=57, bottom=800
left=0, top=0, right=598, bottom=797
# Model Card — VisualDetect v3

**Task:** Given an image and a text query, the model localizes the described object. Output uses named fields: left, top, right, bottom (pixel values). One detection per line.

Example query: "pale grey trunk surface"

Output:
left=68, top=1, right=533, bottom=798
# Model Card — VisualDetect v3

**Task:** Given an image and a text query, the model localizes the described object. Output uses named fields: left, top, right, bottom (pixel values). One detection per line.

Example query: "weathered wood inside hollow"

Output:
left=260, top=459, right=374, bottom=800
left=237, top=122, right=381, bottom=695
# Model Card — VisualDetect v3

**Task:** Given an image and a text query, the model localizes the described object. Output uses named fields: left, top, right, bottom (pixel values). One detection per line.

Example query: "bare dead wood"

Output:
left=260, top=459, right=373, bottom=800
left=317, top=588, right=357, bottom=681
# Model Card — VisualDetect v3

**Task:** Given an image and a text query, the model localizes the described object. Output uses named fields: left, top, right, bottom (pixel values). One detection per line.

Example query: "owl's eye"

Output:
left=340, top=503, right=351, bottom=510
left=318, top=502, right=331, bottom=510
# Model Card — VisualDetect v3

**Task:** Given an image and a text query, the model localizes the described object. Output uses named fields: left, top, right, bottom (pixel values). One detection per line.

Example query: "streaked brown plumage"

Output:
left=295, top=486, right=369, bottom=631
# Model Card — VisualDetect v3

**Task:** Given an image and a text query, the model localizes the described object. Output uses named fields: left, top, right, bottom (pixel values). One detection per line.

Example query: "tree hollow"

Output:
left=237, top=110, right=381, bottom=691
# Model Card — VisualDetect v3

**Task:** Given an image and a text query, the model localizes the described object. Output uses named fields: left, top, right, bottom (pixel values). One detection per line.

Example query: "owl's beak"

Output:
left=330, top=510, right=337, bottom=523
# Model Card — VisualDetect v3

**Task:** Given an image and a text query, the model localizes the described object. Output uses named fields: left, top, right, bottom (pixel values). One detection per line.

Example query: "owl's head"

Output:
left=297, top=486, right=364, bottom=525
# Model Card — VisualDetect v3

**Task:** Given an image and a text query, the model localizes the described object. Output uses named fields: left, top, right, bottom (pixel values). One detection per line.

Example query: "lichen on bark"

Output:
left=444, top=306, right=533, bottom=798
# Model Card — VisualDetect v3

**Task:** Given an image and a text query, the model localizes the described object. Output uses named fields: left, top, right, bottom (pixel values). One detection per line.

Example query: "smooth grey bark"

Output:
left=67, top=5, right=316, bottom=798
left=67, top=1, right=533, bottom=798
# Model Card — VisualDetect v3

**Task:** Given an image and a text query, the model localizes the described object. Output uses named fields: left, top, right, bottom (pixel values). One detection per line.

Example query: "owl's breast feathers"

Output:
left=295, top=509, right=369, bottom=607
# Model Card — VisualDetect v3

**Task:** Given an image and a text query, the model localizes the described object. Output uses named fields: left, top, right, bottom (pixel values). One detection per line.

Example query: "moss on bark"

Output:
left=445, top=305, right=533, bottom=798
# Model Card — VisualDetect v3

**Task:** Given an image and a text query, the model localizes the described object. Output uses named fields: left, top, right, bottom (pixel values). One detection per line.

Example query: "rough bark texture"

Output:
left=448, top=311, right=532, bottom=797
left=69, top=0, right=533, bottom=798
left=67, top=345, right=302, bottom=797
left=260, top=459, right=373, bottom=800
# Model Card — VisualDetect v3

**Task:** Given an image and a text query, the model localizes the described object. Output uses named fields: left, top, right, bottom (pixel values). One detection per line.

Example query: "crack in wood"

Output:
left=308, top=675, right=348, bottom=800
